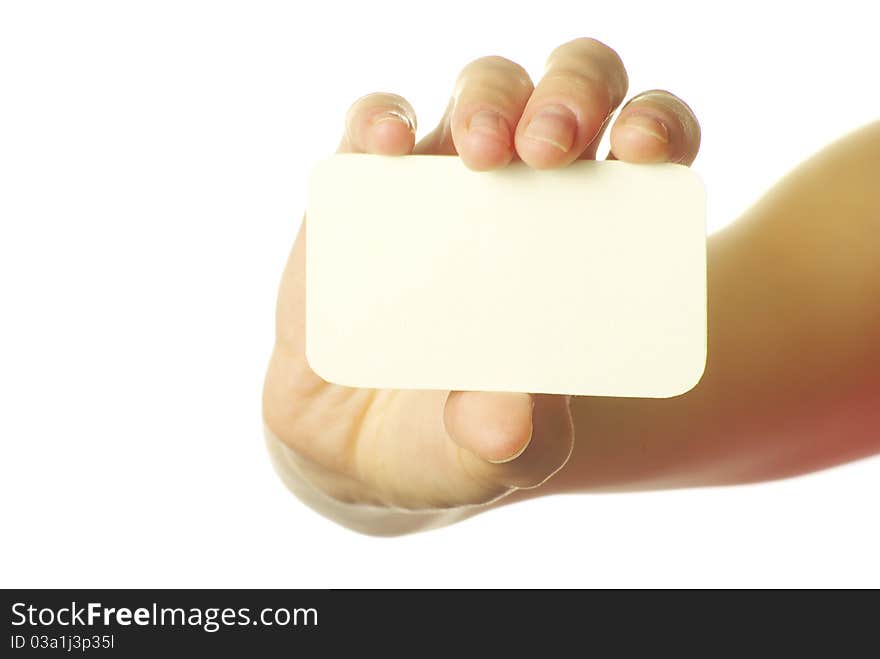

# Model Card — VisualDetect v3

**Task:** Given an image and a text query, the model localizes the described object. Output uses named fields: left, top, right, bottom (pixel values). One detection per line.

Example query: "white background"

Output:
left=1, top=0, right=878, bottom=588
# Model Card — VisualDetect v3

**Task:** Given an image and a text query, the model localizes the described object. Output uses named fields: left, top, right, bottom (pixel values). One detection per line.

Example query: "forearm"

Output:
left=545, top=121, right=880, bottom=494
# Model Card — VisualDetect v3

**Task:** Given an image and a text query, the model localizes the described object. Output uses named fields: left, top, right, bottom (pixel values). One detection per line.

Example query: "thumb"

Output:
left=444, top=391, right=574, bottom=490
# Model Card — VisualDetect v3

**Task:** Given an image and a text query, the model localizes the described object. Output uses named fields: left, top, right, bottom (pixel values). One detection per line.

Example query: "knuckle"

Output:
left=627, top=89, right=701, bottom=146
left=545, top=37, right=628, bottom=104
left=540, top=68, right=611, bottom=101
left=455, top=55, right=532, bottom=100
left=349, top=91, right=406, bottom=109
left=633, top=89, right=697, bottom=122
left=460, top=54, right=529, bottom=80
left=346, top=92, right=415, bottom=125
left=549, top=37, right=624, bottom=69
left=632, top=89, right=689, bottom=111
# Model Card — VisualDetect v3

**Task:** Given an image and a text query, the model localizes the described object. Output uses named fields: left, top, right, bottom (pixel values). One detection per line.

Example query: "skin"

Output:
left=262, top=37, right=879, bottom=531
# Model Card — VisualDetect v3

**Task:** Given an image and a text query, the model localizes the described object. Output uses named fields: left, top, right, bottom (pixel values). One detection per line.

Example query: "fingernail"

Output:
left=486, top=396, right=535, bottom=464
left=467, top=110, right=510, bottom=142
left=622, top=113, right=668, bottom=143
left=371, top=109, right=414, bottom=133
left=523, top=104, right=577, bottom=152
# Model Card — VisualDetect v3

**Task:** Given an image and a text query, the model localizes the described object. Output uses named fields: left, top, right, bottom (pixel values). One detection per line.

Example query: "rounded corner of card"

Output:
left=663, top=347, right=708, bottom=398
left=304, top=339, right=338, bottom=387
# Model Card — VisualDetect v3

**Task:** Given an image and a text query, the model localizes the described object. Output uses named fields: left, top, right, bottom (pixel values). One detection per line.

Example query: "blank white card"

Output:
left=306, top=155, right=706, bottom=397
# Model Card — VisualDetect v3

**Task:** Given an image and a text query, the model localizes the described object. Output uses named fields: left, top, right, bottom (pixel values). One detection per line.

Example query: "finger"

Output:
left=608, top=90, right=701, bottom=165
left=515, top=37, right=628, bottom=168
left=413, top=97, right=457, bottom=156
left=338, top=92, right=417, bottom=155
left=446, top=56, right=534, bottom=170
left=414, top=56, right=534, bottom=163
left=266, top=93, right=418, bottom=464
left=445, top=392, right=534, bottom=464
left=279, top=91, right=417, bottom=380
left=444, top=392, right=574, bottom=489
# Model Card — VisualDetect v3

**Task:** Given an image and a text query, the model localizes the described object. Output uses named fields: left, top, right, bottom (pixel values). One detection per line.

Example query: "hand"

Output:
left=262, top=37, right=702, bottom=526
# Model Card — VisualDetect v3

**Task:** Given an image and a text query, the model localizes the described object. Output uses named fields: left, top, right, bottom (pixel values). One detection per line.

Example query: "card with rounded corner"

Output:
left=306, top=154, right=706, bottom=397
